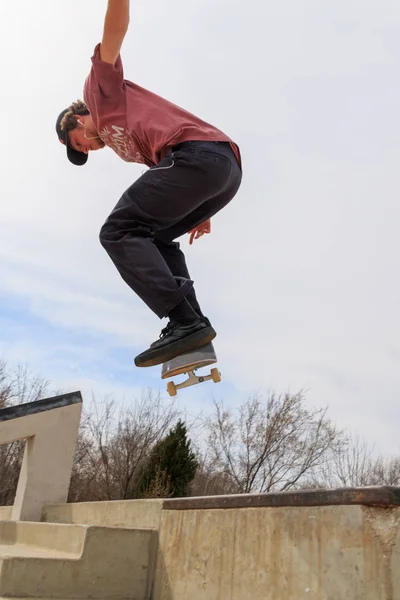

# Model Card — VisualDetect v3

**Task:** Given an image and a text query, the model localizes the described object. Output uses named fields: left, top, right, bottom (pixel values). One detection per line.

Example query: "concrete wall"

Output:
left=43, top=499, right=163, bottom=530
left=41, top=487, right=400, bottom=600
left=153, top=504, right=400, bottom=600
left=0, top=507, right=12, bottom=521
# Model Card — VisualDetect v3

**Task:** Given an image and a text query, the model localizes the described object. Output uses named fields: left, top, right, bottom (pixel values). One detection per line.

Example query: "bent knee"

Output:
left=99, top=219, right=154, bottom=248
left=99, top=220, right=114, bottom=248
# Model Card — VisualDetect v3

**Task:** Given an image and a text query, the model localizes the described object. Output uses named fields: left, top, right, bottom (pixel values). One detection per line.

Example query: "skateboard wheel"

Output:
left=211, top=368, right=221, bottom=383
left=167, top=381, right=177, bottom=397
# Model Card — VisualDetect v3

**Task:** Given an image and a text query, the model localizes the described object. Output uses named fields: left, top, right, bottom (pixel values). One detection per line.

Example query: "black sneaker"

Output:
left=134, top=318, right=216, bottom=367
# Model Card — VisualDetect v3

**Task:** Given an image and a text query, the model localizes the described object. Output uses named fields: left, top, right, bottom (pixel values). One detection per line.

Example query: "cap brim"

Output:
left=66, top=144, right=88, bottom=166
left=56, top=113, right=88, bottom=167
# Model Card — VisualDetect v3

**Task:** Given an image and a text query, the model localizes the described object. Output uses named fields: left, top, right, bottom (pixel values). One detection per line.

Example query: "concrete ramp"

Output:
left=0, top=521, right=157, bottom=599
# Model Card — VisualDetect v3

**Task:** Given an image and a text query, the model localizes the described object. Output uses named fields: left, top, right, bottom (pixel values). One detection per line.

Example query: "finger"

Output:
left=189, top=230, right=196, bottom=245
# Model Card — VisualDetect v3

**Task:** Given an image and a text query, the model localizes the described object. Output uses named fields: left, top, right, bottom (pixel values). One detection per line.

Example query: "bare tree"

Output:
left=205, top=392, right=346, bottom=493
left=308, top=435, right=373, bottom=488
left=67, top=409, right=100, bottom=503
left=68, top=390, right=180, bottom=502
left=309, top=434, right=400, bottom=489
left=0, top=362, right=49, bottom=406
left=368, top=456, right=400, bottom=486
left=0, top=360, right=13, bottom=409
left=0, top=360, right=49, bottom=505
left=190, top=452, right=241, bottom=496
left=3, top=354, right=399, bottom=506
left=0, top=441, right=25, bottom=505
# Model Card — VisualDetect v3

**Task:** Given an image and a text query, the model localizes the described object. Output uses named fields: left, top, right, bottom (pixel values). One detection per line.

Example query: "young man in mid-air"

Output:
left=56, top=0, right=242, bottom=368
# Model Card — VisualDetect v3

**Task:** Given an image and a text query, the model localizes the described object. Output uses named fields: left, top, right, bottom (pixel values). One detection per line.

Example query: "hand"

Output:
left=188, top=219, right=211, bottom=245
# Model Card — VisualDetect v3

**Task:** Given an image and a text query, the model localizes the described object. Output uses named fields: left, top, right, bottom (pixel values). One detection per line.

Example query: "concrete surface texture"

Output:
left=1, top=487, right=400, bottom=599
left=0, top=509, right=12, bottom=522
left=43, top=487, right=400, bottom=600
left=0, top=393, right=82, bottom=522
left=153, top=504, right=400, bottom=600
left=0, top=520, right=157, bottom=599
left=43, top=499, right=163, bottom=530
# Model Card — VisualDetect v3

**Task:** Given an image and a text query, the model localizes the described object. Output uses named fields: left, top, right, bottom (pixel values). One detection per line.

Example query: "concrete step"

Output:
left=0, top=521, right=157, bottom=599
left=0, top=521, right=84, bottom=556
left=0, top=543, right=75, bottom=559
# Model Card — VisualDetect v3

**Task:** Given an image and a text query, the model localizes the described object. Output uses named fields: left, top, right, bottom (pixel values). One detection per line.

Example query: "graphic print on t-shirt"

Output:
left=100, top=125, right=146, bottom=164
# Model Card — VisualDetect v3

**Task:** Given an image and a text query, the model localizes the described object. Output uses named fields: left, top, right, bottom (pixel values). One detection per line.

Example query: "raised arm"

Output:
left=100, top=0, right=130, bottom=65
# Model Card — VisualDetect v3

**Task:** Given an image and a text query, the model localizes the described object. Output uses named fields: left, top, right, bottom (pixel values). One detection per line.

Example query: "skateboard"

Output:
left=161, top=342, right=221, bottom=396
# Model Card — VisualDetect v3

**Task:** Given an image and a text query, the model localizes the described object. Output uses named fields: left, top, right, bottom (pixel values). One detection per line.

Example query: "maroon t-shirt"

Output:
left=83, top=44, right=241, bottom=168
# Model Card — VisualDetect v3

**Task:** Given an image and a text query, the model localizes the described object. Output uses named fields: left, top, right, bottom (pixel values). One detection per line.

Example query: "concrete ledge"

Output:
left=44, top=487, right=400, bottom=529
left=0, top=392, right=82, bottom=423
left=43, top=499, right=163, bottom=529
left=0, top=521, right=86, bottom=555
left=162, top=485, right=400, bottom=510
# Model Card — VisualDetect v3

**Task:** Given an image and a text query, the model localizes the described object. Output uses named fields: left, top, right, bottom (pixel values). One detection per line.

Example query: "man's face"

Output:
left=68, top=118, right=105, bottom=154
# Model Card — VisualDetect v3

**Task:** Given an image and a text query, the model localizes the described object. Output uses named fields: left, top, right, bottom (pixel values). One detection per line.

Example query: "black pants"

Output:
left=99, top=141, right=242, bottom=319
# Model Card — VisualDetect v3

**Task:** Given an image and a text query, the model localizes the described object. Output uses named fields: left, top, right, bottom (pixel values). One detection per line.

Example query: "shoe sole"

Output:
left=135, top=327, right=216, bottom=368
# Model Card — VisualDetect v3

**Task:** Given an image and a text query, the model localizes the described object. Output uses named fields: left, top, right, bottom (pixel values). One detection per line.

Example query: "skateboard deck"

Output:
left=161, top=342, right=221, bottom=396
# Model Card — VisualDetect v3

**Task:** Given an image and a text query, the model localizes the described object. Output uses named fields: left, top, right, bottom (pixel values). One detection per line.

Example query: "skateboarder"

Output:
left=55, top=0, right=242, bottom=368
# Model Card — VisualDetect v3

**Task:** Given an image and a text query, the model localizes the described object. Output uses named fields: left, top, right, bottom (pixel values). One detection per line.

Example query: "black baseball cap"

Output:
left=56, top=108, right=88, bottom=166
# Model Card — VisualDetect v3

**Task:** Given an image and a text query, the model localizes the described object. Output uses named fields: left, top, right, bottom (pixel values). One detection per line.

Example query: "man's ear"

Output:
left=73, top=114, right=84, bottom=126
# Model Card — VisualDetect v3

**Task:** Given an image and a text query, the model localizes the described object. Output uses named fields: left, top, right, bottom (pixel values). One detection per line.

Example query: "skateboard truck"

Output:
left=161, top=342, right=221, bottom=397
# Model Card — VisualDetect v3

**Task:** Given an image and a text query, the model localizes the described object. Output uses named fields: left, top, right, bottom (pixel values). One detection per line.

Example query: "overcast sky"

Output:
left=1, top=0, right=399, bottom=454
